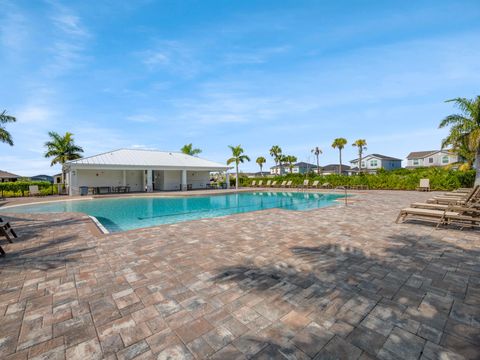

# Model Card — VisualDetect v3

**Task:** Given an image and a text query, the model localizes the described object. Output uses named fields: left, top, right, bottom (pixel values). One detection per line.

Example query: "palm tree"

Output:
left=332, top=138, right=348, bottom=174
left=311, top=147, right=322, bottom=175
left=256, top=156, right=266, bottom=176
left=269, top=145, right=282, bottom=175
left=44, top=131, right=84, bottom=183
left=181, top=143, right=202, bottom=156
left=352, top=139, right=367, bottom=173
left=439, top=96, right=480, bottom=185
left=227, top=145, right=250, bottom=189
left=0, top=110, right=16, bottom=146
left=285, top=155, right=297, bottom=173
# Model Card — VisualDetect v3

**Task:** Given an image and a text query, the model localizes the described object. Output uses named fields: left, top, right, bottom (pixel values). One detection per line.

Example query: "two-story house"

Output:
left=350, top=154, right=402, bottom=173
left=270, top=162, right=318, bottom=175
left=406, top=150, right=462, bottom=168
left=320, top=164, right=351, bottom=175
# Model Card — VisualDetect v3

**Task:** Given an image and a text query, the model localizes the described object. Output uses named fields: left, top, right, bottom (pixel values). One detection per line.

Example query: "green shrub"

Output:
left=240, top=168, right=476, bottom=191
left=0, top=181, right=57, bottom=197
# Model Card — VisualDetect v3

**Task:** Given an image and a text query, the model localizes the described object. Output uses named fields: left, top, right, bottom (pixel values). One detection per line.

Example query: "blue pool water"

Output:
left=1, top=192, right=344, bottom=233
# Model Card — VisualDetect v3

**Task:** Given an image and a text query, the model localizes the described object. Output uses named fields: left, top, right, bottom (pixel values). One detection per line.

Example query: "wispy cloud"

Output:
left=137, top=40, right=201, bottom=77
left=42, top=2, right=91, bottom=76
left=0, top=5, right=29, bottom=55
left=222, top=45, right=290, bottom=65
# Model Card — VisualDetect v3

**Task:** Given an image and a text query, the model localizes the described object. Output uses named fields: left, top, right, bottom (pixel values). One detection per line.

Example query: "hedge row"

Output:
left=237, top=168, right=476, bottom=191
left=0, top=181, right=58, bottom=197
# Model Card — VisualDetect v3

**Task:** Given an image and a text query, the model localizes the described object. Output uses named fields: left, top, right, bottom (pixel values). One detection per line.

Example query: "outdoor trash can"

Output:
left=80, top=186, right=88, bottom=196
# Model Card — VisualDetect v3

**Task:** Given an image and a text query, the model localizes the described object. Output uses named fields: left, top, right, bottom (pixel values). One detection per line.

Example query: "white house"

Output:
left=406, top=150, right=462, bottom=168
left=270, top=162, right=317, bottom=175
left=350, top=154, right=402, bottom=172
left=63, top=149, right=229, bottom=196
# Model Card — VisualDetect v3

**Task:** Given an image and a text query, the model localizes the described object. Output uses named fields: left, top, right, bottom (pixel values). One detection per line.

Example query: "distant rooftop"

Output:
left=351, top=154, right=402, bottom=162
left=0, top=170, right=20, bottom=179
left=405, top=150, right=456, bottom=159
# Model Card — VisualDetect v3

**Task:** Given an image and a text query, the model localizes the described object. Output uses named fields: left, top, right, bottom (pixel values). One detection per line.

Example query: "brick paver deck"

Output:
left=0, top=190, right=479, bottom=359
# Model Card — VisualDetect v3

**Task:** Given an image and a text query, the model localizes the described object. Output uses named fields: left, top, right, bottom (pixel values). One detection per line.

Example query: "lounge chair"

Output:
left=265, top=180, right=272, bottom=187
left=396, top=204, right=480, bottom=229
left=29, top=185, right=40, bottom=196
left=285, top=180, right=292, bottom=188
left=309, top=180, right=320, bottom=189
left=417, top=179, right=430, bottom=192
left=321, top=182, right=332, bottom=189
left=427, top=186, right=480, bottom=205
left=257, top=180, right=263, bottom=188
left=299, top=180, right=309, bottom=189
left=271, top=181, right=277, bottom=187
left=0, top=219, right=17, bottom=255
left=279, top=181, right=287, bottom=188
left=251, top=180, right=256, bottom=187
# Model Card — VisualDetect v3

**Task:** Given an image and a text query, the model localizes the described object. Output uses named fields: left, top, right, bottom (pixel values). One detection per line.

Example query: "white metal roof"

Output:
left=65, top=149, right=229, bottom=170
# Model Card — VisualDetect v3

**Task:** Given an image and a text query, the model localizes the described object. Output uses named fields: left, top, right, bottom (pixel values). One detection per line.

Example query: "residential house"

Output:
left=63, top=149, right=229, bottom=196
left=406, top=150, right=462, bottom=168
left=0, top=170, right=20, bottom=182
left=320, top=164, right=351, bottom=175
left=350, top=154, right=402, bottom=173
left=270, top=162, right=317, bottom=175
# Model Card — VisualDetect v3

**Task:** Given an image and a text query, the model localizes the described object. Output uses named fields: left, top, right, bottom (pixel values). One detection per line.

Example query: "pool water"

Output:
left=1, top=192, right=344, bottom=233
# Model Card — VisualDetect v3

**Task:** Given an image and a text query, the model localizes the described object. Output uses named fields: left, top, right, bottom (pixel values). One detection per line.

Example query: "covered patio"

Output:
left=63, top=149, right=230, bottom=196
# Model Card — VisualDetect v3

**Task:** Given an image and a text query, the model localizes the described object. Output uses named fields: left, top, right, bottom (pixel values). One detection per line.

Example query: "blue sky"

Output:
left=1, top=0, right=479, bottom=175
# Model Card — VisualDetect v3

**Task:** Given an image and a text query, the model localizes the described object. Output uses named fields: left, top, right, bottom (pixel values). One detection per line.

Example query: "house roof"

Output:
left=65, top=149, right=229, bottom=170
left=0, top=170, right=20, bottom=179
left=321, top=164, right=351, bottom=171
left=270, top=162, right=317, bottom=169
left=350, top=154, right=402, bottom=163
left=405, top=150, right=455, bottom=159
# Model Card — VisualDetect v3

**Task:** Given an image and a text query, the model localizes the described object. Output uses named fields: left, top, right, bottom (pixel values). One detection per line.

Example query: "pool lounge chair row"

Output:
left=396, top=186, right=480, bottom=229
left=250, top=180, right=338, bottom=189
left=0, top=217, right=18, bottom=255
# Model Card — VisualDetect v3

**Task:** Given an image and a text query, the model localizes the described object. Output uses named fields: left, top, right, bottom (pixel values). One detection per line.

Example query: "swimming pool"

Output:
left=1, top=192, right=344, bottom=233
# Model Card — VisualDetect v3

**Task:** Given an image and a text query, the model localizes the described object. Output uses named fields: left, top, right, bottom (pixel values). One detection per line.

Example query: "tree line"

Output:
left=1, top=95, right=479, bottom=188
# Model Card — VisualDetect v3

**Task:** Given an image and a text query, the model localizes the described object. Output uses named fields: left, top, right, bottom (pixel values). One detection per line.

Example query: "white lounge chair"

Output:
left=417, top=179, right=430, bottom=192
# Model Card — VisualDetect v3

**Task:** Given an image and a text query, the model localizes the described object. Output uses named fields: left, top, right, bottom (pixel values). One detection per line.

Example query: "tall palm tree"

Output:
left=180, top=143, right=202, bottom=156
left=0, top=110, right=16, bottom=146
left=269, top=145, right=282, bottom=175
left=439, top=96, right=480, bottom=185
left=44, top=131, right=84, bottom=183
left=332, top=138, right=348, bottom=174
left=352, top=139, right=367, bottom=173
left=227, top=145, right=250, bottom=189
left=256, top=156, right=266, bottom=176
left=285, top=155, right=297, bottom=173
left=311, top=147, right=322, bottom=175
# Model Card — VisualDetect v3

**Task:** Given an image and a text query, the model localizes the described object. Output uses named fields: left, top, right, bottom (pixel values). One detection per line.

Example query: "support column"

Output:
left=181, top=170, right=187, bottom=191
left=122, top=170, right=126, bottom=186
left=226, top=173, right=230, bottom=189
left=146, top=169, right=153, bottom=192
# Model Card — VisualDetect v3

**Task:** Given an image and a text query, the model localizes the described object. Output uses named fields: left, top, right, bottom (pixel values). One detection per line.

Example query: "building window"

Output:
left=370, top=160, right=378, bottom=167
left=442, top=156, right=449, bottom=164
left=361, top=161, right=365, bottom=168
left=428, top=158, right=433, bottom=163
left=413, top=159, right=419, bottom=166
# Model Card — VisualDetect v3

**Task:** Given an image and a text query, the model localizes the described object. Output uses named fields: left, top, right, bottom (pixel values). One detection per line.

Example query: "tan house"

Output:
left=406, top=150, right=462, bottom=168
left=0, top=170, right=20, bottom=182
